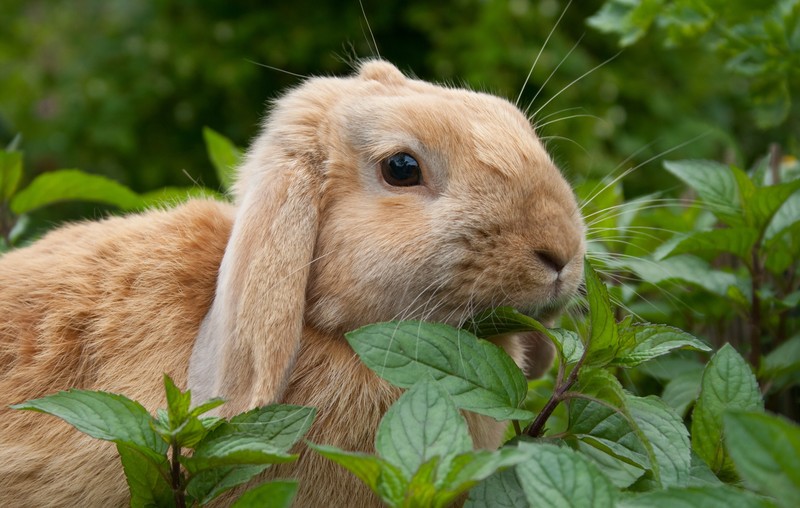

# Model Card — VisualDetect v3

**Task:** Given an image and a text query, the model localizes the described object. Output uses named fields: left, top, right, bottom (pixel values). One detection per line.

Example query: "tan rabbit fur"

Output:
left=0, top=60, right=585, bottom=507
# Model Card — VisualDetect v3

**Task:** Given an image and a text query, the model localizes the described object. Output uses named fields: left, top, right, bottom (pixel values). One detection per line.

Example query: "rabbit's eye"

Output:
left=381, top=153, right=421, bottom=187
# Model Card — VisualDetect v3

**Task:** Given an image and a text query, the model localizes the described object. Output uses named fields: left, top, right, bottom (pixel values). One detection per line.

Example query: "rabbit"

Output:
left=0, top=60, right=585, bottom=507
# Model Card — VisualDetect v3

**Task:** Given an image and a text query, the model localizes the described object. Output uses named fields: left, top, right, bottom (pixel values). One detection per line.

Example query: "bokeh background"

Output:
left=3, top=0, right=795, bottom=203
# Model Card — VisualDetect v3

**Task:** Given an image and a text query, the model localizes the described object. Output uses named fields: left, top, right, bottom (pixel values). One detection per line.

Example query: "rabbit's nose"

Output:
left=535, top=249, right=568, bottom=273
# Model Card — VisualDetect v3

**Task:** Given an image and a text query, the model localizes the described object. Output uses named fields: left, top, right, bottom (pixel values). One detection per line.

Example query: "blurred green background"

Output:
left=3, top=0, right=796, bottom=205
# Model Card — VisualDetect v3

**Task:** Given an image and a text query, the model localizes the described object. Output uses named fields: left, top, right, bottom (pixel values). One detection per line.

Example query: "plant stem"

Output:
left=171, top=441, right=186, bottom=508
left=749, top=248, right=763, bottom=370
left=526, top=354, right=584, bottom=438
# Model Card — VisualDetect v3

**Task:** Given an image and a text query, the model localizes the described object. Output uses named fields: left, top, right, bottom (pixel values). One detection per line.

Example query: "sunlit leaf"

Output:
left=10, top=169, right=144, bottom=214
left=0, top=149, right=23, bottom=200
left=203, top=127, right=241, bottom=191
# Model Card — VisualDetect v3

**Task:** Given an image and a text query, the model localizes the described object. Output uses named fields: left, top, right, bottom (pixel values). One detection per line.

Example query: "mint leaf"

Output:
left=464, top=468, right=528, bottom=508
left=206, top=405, right=316, bottom=452
left=230, top=480, right=298, bottom=508
left=181, top=436, right=297, bottom=474
left=724, top=411, right=800, bottom=507
left=614, top=323, right=711, bottom=367
left=691, top=344, right=763, bottom=480
left=618, top=485, right=776, bottom=508
left=12, top=389, right=166, bottom=455
left=515, top=442, right=617, bottom=507
left=0, top=149, right=23, bottom=200
left=117, top=443, right=172, bottom=508
left=568, top=397, right=650, bottom=473
left=661, top=369, right=703, bottom=417
left=584, top=258, right=622, bottom=367
left=746, top=180, right=800, bottom=233
left=164, top=374, right=191, bottom=429
left=466, top=307, right=584, bottom=365
left=186, top=465, right=269, bottom=506
left=628, top=395, right=691, bottom=488
left=203, top=127, right=241, bottom=191
left=10, top=169, right=144, bottom=214
left=308, top=444, right=405, bottom=506
left=346, top=321, right=531, bottom=421
left=375, top=379, right=471, bottom=480
left=667, top=228, right=759, bottom=264
left=663, top=160, right=743, bottom=226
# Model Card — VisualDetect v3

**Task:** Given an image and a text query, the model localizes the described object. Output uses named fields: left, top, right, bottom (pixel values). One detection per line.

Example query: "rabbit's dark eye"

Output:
left=381, top=153, right=421, bottom=187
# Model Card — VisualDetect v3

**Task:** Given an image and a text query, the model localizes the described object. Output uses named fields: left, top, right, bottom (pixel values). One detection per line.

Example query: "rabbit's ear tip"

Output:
left=357, top=59, right=405, bottom=85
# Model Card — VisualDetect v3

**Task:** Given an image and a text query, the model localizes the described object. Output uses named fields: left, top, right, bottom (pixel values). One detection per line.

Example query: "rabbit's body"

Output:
left=0, top=61, right=585, bottom=506
left=0, top=200, right=233, bottom=505
left=0, top=200, right=515, bottom=507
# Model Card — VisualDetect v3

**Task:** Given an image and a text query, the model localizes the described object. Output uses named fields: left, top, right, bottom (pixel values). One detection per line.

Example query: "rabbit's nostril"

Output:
left=535, top=250, right=567, bottom=273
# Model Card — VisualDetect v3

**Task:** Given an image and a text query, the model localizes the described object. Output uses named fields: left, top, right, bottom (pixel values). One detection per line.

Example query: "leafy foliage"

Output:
left=13, top=375, right=315, bottom=507
left=4, top=2, right=800, bottom=506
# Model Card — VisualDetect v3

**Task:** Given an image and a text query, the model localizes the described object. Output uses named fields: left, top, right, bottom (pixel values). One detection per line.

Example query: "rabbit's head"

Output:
left=189, top=60, right=585, bottom=411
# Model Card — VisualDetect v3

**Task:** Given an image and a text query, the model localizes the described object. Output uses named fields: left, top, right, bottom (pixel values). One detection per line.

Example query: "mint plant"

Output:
left=12, top=375, right=315, bottom=507
left=301, top=259, right=799, bottom=507
left=0, top=127, right=238, bottom=251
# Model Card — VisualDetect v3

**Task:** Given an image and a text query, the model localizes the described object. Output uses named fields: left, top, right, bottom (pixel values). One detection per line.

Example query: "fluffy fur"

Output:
left=0, top=60, right=585, bottom=507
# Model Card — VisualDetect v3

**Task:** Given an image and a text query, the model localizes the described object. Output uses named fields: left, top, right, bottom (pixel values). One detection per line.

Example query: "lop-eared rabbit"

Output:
left=0, top=61, right=585, bottom=506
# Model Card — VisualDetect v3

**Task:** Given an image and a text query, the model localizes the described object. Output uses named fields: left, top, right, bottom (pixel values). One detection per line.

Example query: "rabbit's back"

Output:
left=0, top=199, right=234, bottom=506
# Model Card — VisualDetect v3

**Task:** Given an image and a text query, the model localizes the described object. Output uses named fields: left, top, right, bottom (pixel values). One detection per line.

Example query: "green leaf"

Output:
left=190, top=398, right=226, bottom=418
left=576, top=367, right=626, bottom=407
left=568, top=397, right=650, bottom=473
left=117, top=443, right=173, bottom=508
left=587, top=0, right=663, bottom=47
left=688, top=451, right=723, bottom=487
left=661, top=369, right=703, bottom=417
left=308, top=444, right=405, bottom=506
left=180, top=435, right=297, bottom=474
left=466, top=307, right=584, bottom=365
left=691, top=344, right=763, bottom=481
left=464, top=468, right=527, bottom=508
left=667, top=228, right=759, bottom=264
left=346, top=321, right=531, bottom=421
left=186, top=465, right=269, bottom=506
left=617, top=485, right=776, bottom=508
left=747, top=180, right=800, bottom=233
left=663, top=160, right=743, bottom=226
left=627, top=395, right=691, bottom=488
left=12, top=389, right=167, bottom=456
left=203, top=127, right=241, bottom=190
left=760, top=335, right=800, bottom=381
left=230, top=480, right=298, bottom=508
left=10, top=169, right=144, bottom=214
left=515, top=442, right=617, bottom=507
left=765, top=191, right=800, bottom=241
left=623, top=255, right=744, bottom=299
left=613, top=323, right=711, bottom=367
left=164, top=374, right=191, bottom=429
left=724, top=411, right=800, bottom=507
left=439, top=448, right=532, bottom=501
left=574, top=439, right=646, bottom=488
left=0, top=149, right=23, bottom=200
left=205, top=404, right=316, bottom=452
left=376, top=379, right=472, bottom=480
left=584, top=258, right=622, bottom=367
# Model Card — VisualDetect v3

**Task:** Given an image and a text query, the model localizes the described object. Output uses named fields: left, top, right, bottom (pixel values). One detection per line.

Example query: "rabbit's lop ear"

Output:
left=189, top=113, right=323, bottom=415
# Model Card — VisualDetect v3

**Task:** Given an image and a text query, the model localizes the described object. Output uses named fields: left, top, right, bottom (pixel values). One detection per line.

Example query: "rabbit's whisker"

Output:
left=580, top=131, right=711, bottom=211
left=515, top=0, right=572, bottom=107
